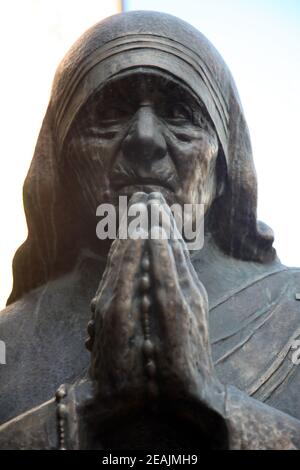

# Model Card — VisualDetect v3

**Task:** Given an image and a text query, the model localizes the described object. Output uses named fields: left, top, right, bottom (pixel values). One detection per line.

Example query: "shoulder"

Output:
left=0, top=273, right=92, bottom=425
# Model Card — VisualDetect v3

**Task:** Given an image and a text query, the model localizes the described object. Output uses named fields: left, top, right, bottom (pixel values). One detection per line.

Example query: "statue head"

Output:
left=65, top=68, right=220, bottom=212
left=8, top=11, right=275, bottom=304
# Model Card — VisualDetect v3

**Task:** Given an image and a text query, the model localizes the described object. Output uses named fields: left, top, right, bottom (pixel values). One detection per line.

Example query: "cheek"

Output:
left=175, top=136, right=217, bottom=190
left=66, top=134, right=124, bottom=181
left=63, top=137, right=120, bottom=211
left=194, top=135, right=218, bottom=172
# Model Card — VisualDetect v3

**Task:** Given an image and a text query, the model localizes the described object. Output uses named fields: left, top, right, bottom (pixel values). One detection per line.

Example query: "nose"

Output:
left=122, top=106, right=167, bottom=161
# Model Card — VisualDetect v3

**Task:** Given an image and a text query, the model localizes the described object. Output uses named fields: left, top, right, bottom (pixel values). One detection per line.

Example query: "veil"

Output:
left=7, top=11, right=275, bottom=304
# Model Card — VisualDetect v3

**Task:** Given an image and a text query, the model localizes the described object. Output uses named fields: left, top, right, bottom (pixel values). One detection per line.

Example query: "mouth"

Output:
left=112, top=178, right=176, bottom=194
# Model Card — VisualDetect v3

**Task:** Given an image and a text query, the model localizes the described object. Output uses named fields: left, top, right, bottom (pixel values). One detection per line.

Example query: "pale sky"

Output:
left=0, top=1, right=121, bottom=309
left=0, top=0, right=299, bottom=308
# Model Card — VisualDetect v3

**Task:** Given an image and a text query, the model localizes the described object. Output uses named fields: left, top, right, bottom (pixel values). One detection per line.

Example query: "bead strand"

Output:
left=140, top=251, right=158, bottom=399
left=55, top=385, right=67, bottom=450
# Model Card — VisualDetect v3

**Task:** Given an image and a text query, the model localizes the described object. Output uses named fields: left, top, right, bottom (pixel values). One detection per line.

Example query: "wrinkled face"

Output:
left=65, top=68, right=219, bottom=218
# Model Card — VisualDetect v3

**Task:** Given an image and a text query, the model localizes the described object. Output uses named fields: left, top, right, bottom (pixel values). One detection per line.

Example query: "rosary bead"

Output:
left=55, top=386, right=66, bottom=401
left=141, top=256, right=150, bottom=272
left=141, top=295, right=151, bottom=312
left=85, top=337, right=93, bottom=352
left=145, top=360, right=157, bottom=378
left=90, top=298, right=97, bottom=313
left=140, top=274, right=151, bottom=291
left=57, top=404, right=68, bottom=419
left=87, top=320, right=95, bottom=336
left=143, top=339, right=154, bottom=356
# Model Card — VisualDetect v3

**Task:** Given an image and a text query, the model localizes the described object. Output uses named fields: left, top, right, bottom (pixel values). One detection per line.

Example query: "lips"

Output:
left=112, top=178, right=176, bottom=193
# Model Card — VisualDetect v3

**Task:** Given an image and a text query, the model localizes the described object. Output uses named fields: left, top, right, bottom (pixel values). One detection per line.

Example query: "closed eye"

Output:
left=98, top=106, right=129, bottom=123
left=87, top=126, right=119, bottom=140
left=158, top=102, right=192, bottom=122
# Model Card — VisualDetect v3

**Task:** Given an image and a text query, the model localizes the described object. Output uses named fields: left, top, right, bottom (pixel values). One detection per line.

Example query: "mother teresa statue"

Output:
left=1, top=11, right=300, bottom=450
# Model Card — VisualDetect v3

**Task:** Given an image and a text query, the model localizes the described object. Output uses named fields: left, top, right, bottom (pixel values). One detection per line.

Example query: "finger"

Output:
left=147, top=192, right=185, bottom=244
left=93, top=237, right=127, bottom=301
left=118, top=195, right=148, bottom=239
left=96, top=196, right=147, bottom=300
left=169, top=235, right=208, bottom=303
left=114, top=237, right=145, bottom=311
left=94, top=237, right=146, bottom=379
left=148, top=227, right=183, bottom=316
left=148, top=230, right=204, bottom=374
left=147, top=192, right=174, bottom=238
left=146, top=195, right=200, bottom=290
left=92, top=237, right=146, bottom=360
left=94, top=233, right=145, bottom=307
left=149, top=227, right=210, bottom=349
left=127, top=202, right=149, bottom=240
left=149, top=227, right=207, bottom=318
left=128, top=191, right=148, bottom=206
left=146, top=196, right=203, bottom=293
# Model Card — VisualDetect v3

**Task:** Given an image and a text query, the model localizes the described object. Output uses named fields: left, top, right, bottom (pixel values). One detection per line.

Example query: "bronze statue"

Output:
left=1, top=11, right=300, bottom=449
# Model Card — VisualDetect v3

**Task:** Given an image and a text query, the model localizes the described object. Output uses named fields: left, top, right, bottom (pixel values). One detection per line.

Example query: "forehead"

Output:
left=87, top=68, right=203, bottom=107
